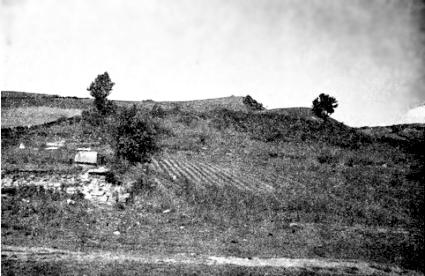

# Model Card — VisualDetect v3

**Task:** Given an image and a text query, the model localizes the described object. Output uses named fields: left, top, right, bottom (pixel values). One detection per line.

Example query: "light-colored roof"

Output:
left=74, top=151, right=98, bottom=164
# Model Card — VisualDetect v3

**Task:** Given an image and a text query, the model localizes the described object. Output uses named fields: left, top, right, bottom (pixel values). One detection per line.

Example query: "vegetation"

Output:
left=1, top=91, right=424, bottom=273
left=87, top=72, right=116, bottom=115
left=312, top=93, right=338, bottom=119
left=112, top=105, right=159, bottom=164
left=243, top=95, right=265, bottom=111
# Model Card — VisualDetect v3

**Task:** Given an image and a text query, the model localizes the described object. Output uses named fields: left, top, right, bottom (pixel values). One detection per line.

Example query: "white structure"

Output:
left=74, top=151, right=98, bottom=165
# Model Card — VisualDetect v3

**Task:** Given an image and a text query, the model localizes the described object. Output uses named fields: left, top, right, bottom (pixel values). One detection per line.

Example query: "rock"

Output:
left=113, top=231, right=120, bottom=236
left=118, top=193, right=131, bottom=203
left=97, top=195, right=109, bottom=202
left=80, top=173, right=90, bottom=181
left=46, top=140, right=65, bottom=147
left=289, top=222, right=301, bottom=228
left=19, top=143, right=25, bottom=149
left=87, top=166, right=110, bottom=175
left=2, top=178, right=13, bottom=187
left=76, top=147, right=91, bottom=151
left=162, top=209, right=171, bottom=214
left=66, top=187, right=76, bottom=194
left=91, top=189, right=105, bottom=196
left=66, top=199, right=75, bottom=205
left=53, top=182, right=62, bottom=188
left=289, top=222, right=303, bottom=233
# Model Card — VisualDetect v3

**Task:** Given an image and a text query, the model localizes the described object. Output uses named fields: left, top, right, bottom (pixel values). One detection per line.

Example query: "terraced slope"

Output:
left=151, top=155, right=274, bottom=194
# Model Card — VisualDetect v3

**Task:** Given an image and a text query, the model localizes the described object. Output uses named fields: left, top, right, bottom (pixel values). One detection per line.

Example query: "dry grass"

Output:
left=1, top=107, right=82, bottom=128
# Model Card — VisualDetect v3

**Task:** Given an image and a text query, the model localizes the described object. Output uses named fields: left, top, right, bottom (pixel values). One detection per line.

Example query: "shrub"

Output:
left=112, top=105, right=159, bottom=164
left=317, top=150, right=339, bottom=164
left=82, top=109, right=104, bottom=127
left=151, top=104, right=166, bottom=118
left=177, top=113, right=199, bottom=127
left=243, top=95, right=264, bottom=111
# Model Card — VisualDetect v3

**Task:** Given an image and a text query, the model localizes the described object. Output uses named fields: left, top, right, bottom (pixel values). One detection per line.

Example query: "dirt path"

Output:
left=2, top=245, right=418, bottom=275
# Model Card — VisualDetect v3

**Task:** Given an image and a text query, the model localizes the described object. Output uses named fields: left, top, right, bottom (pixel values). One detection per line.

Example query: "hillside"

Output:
left=1, top=91, right=424, bottom=274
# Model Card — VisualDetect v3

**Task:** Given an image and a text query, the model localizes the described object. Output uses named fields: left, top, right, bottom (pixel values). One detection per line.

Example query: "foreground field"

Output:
left=1, top=91, right=424, bottom=274
left=3, top=245, right=418, bottom=276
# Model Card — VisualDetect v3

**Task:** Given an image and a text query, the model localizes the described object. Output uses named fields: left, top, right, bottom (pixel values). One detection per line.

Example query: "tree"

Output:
left=87, top=72, right=115, bottom=115
left=312, top=93, right=338, bottom=119
left=112, top=105, right=159, bottom=164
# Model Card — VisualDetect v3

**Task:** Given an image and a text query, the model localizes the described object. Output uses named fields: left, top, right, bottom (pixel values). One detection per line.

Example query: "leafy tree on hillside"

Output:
left=87, top=72, right=115, bottom=115
left=312, top=93, right=338, bottom=119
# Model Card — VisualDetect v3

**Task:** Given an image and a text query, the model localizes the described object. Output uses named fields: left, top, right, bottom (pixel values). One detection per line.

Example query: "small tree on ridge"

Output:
left=312, top=93, right=338, bottom=119
left=87, top=72, right=115, bottom=115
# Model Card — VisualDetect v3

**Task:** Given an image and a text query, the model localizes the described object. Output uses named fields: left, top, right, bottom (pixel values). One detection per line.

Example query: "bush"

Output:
left=112, top=105, right=159, bottom=164
left=151, top=104, right=166, bottom=118
left=243, top=95, right=264, bottom=111
left=82, top=109, right=104, bottom=127
left=317, top=150, right=339, bottom=164
left=177, top=113, right=199, bottom=127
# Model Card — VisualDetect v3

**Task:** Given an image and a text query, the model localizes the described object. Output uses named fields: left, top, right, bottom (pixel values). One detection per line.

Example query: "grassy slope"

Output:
left=1, top=107, right=82, bottom=128
left=1, top=91, right=424, bottom=273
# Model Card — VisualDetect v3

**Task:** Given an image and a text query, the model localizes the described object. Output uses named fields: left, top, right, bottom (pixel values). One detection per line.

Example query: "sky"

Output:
left=2, top=0, right=425, bottom=126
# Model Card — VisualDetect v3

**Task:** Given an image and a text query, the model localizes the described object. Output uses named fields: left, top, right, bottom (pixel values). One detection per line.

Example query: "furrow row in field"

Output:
left=187, top=159, right=264, bottom=193
left=162, top=158, right=187, bottom=179
left=151, top=156, right=274, bottom=194
left=150, top=158, right=164, bottom=174
left=232, top=170, right=275, bottom=192
left=181, top=160, right=223, bottom=189
left=167, top=158, right=207, bottom=191
left=168, top=158, right=203, bottom=185
left=194, top=161, right=248, bottom=192
left=158, top=158, right=181, bottom=180
left=153, top=157, right=207, bottom=191
left=205, top=163, right=255, bottom=192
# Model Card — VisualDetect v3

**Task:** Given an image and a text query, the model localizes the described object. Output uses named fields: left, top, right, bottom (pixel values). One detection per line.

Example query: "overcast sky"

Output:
left=2, top=0, right=424, bottom=126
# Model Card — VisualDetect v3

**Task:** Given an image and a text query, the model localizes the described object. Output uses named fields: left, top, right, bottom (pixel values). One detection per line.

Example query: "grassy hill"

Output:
left=1, top=91, right=424, bottom=274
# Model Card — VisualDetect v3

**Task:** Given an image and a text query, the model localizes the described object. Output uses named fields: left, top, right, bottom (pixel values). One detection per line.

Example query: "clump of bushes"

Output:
left=112, top=105, right=159, bottom=164
left=243, top=95, right=264, bottom=111
left=317, top=149, right=340, bottom=165
left=177, top=113, right=199, bottom=127
left=150, top=104, right=166, bottom=118
left=82, top=109, right=104, bottom=127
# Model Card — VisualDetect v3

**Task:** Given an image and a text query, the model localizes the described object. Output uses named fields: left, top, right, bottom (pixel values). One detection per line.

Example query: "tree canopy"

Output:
left=312, top=93, right=338, bottom=119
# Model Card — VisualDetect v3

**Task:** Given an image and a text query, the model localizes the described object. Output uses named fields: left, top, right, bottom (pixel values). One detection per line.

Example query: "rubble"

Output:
left=46, top=140, right=65, bottom=147
left=2, top=168, right=134, bottom=206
